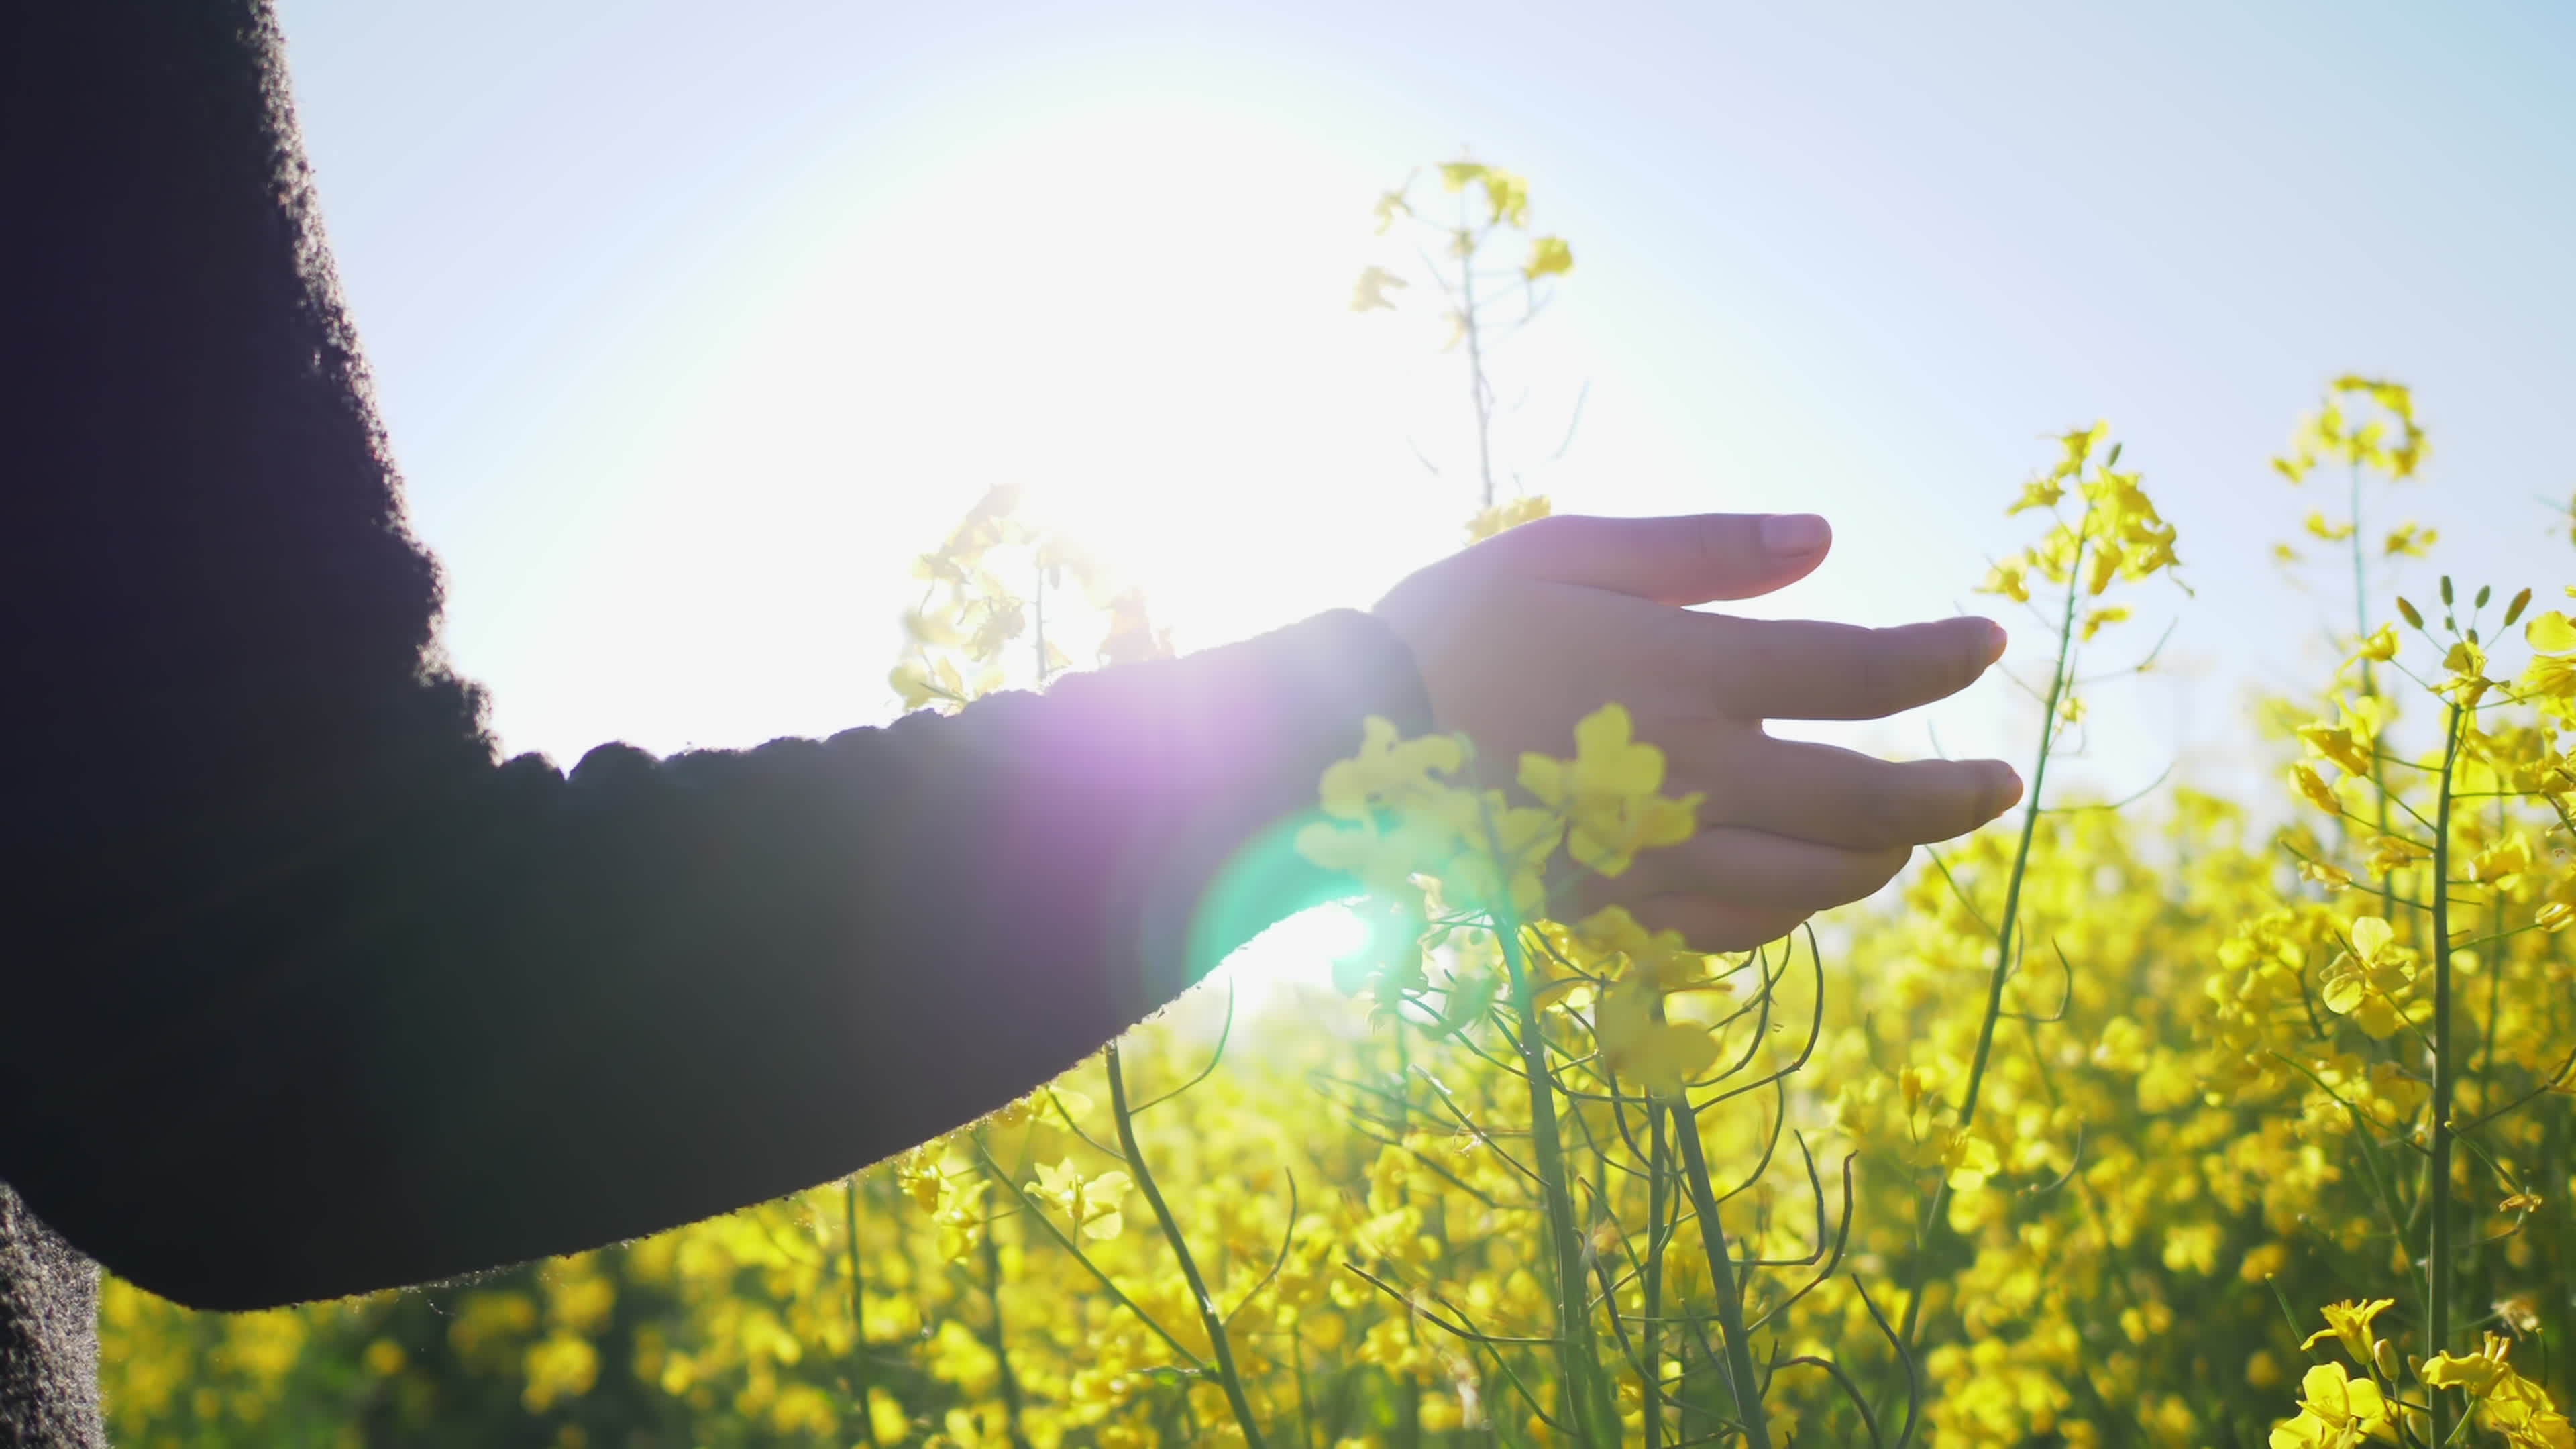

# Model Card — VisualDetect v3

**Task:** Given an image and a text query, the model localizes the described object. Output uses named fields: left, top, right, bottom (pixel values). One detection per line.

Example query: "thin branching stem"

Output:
left=978, top=1201, right=1029, bottom=1448
left=2427, top=699, right=2466, bottom=1443
left=1106, top=1042, right=1268, bottom=1448
left=1644, top=1106, right=1669, bottom=1449
left=1455, top=193, right=1499, bottom=511
left=1495, top=913, right=1619, bottom=1443
left=1896, top=513, right=2091, bottom=1362
left=844, top=1175, right=869, bottom=1412
left=973, top=1133, right=1206, bottom=1371
left=1672, top=1099, right=1773, bottom=1449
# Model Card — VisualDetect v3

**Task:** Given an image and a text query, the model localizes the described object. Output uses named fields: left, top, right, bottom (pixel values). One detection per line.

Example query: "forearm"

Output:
left=0, top=0, right=1433, bottom=1309
left=14, top=611, right=1424, bottom=1312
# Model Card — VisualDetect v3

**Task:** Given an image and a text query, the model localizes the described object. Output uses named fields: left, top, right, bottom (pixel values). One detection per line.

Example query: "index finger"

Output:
left=1471, top=512, right=1833, bottom=606
left=1673, top=612, right=2008, bottom=721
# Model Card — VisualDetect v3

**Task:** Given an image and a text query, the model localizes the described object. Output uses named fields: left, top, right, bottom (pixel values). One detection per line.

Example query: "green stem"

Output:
left=1644, top=1108, right=1668, bottom=1449
left=1672, top=1101, right=1774, bottom=1449
left=1894, top=522, right=2090, bottom=1362
left=1495, top=918, right=1617, bottom=1444
left=1293, top=1334, right=1316, bottom=1449
left=981, top=1199, right=1028, bottom=1448
left=2353, top=462, right=2400, bottom=924
left=2349, top=460, right=2370, bottom=649
left=2428, top=700, right=2465, bottom=1443
left=2479, top=798, right=2505, bottom=1081
left=845, top=1176, right=869, bottom=1412
left=1106, top=1042, right=1269, bottom=1449
left=1456, top=197, right=1497, bottom=512
left=972, top=1140, right=1205, bottom=1371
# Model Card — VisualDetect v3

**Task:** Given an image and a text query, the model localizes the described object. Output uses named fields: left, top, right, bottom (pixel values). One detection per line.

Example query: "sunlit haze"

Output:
left=276, top=3, right=2573, bottom=983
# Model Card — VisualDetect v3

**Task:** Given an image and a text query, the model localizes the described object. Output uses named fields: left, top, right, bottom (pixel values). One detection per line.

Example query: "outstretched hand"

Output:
left=1371, top=511, right=2021, bottom=952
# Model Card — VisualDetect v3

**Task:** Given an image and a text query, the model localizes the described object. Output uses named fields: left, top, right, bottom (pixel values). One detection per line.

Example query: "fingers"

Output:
left=1666, top=735, right=2023, bottom=849
left=1620, top=828, right=1911, bottom=917
left=1665, top=613, right=2006, bottom=721
left=1578, top=828, right=1911, bottom=953
left=1619, top=898, right=1815, bottom=956
left=1473, top=513, right=1833, bottom=608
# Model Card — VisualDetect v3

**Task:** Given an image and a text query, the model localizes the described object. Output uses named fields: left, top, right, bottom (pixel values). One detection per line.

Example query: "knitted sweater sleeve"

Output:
left=0, top=1, right=1431, bottom=1311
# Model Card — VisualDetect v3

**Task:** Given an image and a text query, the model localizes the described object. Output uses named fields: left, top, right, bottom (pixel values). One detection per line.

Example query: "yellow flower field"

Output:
left=98, top=164, right=2576, bottom=1449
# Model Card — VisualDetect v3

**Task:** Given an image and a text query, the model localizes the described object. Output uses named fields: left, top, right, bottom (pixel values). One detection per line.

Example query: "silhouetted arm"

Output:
left=0, top=0, right=1429, bottom=1310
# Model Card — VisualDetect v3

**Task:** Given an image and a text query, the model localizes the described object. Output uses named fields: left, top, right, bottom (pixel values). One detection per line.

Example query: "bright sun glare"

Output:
left=792, top=110, right=1623, bottom=1003
left=709, top=108, right=1550, bottom=1000
left=771, top=106, right=1489, bottom=998
left=777, top=104, right=1472, bottom=649
left=470, top=82, right=1634, bottom=783
left=1211, top=902, right=1371, bottom=1006
left=496, top=98, right=1611, bottom=998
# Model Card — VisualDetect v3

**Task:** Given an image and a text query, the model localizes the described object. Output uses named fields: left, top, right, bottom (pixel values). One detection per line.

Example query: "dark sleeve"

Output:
left=0, top=1, right=1433, bottom=1311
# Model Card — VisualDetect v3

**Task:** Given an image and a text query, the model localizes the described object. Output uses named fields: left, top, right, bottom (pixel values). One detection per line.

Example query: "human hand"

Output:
left=1371, top=512, right=2020, bottom=951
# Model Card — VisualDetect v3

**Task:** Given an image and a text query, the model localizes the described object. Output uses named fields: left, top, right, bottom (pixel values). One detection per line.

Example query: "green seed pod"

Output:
left=2475, top=584, right=2492, bottom=609
left=2505, top=587, right=2533, bottom=627
left=2440, top=574, right=2455, bottom=606
left=2398, top=596, right=2424, bottom=629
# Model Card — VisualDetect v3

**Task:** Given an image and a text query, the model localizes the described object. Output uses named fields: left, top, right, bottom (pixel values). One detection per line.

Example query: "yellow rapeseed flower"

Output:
left=1593, top=982, right=1719, bottom=1098
left=2298, top=1297, right=2394, bottom=1363
left=1466, top=493, right=1552, bottom=542
left=2269, top=1362, right=2391, bottom=1449
left=1517, top=704, right=1701, bottom=877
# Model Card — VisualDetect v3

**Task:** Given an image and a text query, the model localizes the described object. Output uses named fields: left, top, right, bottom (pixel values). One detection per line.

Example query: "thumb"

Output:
left=1473, top=513, right=1833, bottom=606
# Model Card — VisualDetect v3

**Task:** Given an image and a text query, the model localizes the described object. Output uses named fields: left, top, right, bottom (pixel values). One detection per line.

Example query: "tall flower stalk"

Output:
left=1493, top=914, right=1619, bottom=1442
left=1890, top=424, right=2186, bottom=1411
left=1352, top=154, right=1576, bottom=539
left=1105, top=1043, right=1269, bottom=1448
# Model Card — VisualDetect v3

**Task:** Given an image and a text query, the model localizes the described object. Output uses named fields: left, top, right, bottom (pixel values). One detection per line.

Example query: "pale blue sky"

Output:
left=274, top=1, right=2575, bottom=824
